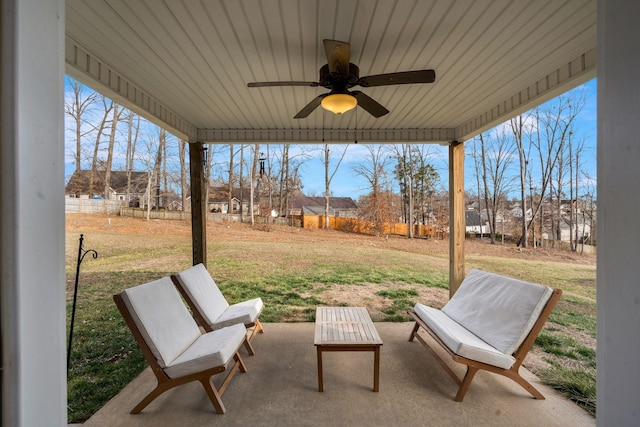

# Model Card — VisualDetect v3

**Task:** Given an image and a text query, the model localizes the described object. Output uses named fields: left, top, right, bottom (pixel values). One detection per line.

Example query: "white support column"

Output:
left=597, top=0, right=640, bottom=425
left=1, top=0, right=67, bottom=425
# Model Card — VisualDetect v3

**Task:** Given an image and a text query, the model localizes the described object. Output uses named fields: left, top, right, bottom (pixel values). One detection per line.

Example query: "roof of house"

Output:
left=289, top=196, right=357, bottom=210
left=301, top=205, right=335, bottom=216
left=208, top=186, right=258, bottom=203
left=65, top=170, right=148, bottom=195
left=465, top=210, right=483, bottom=227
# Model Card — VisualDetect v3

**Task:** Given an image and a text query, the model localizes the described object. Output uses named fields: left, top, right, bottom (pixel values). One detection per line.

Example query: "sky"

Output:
left=64, top=78, right=597, bottom=201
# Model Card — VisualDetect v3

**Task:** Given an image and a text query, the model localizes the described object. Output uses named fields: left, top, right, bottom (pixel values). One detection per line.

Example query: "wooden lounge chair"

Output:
left=171, top=263, right=264, bottom=355
left=113, top=276, right=248, bottom=414
left=408, top=269, right=562, bottom=402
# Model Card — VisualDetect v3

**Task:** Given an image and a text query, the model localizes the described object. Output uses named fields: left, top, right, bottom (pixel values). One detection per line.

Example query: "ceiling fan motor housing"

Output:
left=319, top=63, right=360, bottom=90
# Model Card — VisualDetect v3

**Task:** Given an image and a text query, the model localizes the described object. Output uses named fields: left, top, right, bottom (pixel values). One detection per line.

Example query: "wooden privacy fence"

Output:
left=303, top=215, right=435, bottom=238
left=120, top=208, right=298, bottom=226
left=66, top=198, right=123, bottom=214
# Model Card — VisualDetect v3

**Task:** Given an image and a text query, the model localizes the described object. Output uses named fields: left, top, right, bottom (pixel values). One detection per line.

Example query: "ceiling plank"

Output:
left=65, top=38, right=197, bottom=141
left=65, top=0, right=597, bottom=143
left=455, top=48, right=596, bottom=141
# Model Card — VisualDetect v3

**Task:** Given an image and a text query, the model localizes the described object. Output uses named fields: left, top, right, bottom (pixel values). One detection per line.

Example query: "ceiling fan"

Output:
left=247, top=39, right=435, bottom=119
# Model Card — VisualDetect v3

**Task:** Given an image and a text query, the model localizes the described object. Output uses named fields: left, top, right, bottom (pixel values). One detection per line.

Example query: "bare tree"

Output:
left=568, top=134, right=586, bottom=250
left=474, top=129, right=516, bottom=243
left=239, top=144, right=245, bottom=221
left=228, top=143, right=234, bottom=214
left=509, top=92, right=586, bottom=247
left=125, top=112, right=140, bottom=205
left=137, top=135, right=160, bottom=220
left=322, top=144, right=349, bottom=229
left=264, top=145, right=275, bottom=211
left=407, top=145, right=414, bottom=237
left=510, top=114, right=532, bottom=247
left=579, top=172, right=597, bottom=253
left=88, top=95, right=114, bottom=198
left=153, top=128, right=167, bottom=209
left=278, top=144, right=290, bottom=217
left=204, top=143, right=212, bottom=209
left=353, top=145, right=391, bottom=235
left=178, top=139, right=187, bottom=211
left=531, top=95, right=584, bottom=247
left=162, top=132, right=169, bottom=208
left=103, top=103, right=124, bottom=201
left=472, top=140, right=485, bottom=240
left=275, top=145, right=307, bottom=218
left=250, top=144, right=260, bottom=224
left=64, top=78, right=96, bottom=172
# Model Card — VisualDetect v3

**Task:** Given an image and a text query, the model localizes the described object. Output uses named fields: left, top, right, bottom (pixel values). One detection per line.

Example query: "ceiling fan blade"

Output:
left=352, top=91, right=389, bottom=118
left=294, top=94, right=326, bottom=119
left=248, top=81, right=319, bottom=87
left=323, top=39, right=350, bottom=76
left=359, top=70, right=436, bottom=87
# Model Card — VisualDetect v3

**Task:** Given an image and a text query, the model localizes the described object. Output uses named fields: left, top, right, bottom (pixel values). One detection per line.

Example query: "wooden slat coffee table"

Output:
left=314, top=306, right=383, bottom=392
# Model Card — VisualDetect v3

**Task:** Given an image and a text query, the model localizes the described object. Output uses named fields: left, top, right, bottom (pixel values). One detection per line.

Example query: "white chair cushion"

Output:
left=174, top=264, right=229, bottom=326
left=211, top=298, right=263, bottom=330
left=414, top=303, right=515, bottom=369
left=164, top=323, right=246, bottom=378
left=442, top=269, right=553, bottom=355
left=120, top=277, right=201, bottom=368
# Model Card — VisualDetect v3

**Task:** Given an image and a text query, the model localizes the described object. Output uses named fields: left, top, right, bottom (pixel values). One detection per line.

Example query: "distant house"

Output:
left=289, top=196, right=358, bottom=218
left=65, top=169, right=149, bottom=206
left=207, top=186, right=259, bottom=214
left=465, top=209, right=489, bottom=234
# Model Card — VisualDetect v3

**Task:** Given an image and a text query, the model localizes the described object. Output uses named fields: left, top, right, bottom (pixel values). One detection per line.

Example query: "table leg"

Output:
left=373, top=346, right=380, bottom=392
left=317, top=346, right=324, bottom=392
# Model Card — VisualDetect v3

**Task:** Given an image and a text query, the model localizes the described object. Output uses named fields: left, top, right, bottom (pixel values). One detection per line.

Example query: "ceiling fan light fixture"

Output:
left=321, top=93, right=357, bottom=115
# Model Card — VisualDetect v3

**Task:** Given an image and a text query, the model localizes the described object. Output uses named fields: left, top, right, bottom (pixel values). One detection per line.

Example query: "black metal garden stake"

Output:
left=67, top=234, right=98, bottom=373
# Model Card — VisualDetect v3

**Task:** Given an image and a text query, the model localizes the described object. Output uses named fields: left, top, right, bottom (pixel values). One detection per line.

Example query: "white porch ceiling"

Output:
left=64, top=0, right=596, bottom=143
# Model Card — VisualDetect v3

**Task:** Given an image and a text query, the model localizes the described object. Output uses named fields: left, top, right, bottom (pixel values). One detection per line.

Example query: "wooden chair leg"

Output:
left=408, top=322, right=420, bottom=342
left=199, top=378, right=226, bottom=414
left=242, top=321, right=263, bottom=355
left=255, top=319, right=264, bottom=334
left=455, top=366, right=479, bottom=402
left=243, top=339, right=256, bottom=355
left=503, top=369, right=545, bottom=399
left=131, top=382, right=172, bottom=414
left=235, top=352, right=247, bottom=373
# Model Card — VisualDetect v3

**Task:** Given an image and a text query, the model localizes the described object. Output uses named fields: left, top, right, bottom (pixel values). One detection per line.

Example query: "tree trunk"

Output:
left=73, top=84, right=83, bottom=171
left=89, top=97, right=113, bottom=198
left=478, top=135, right=495, bottom=243
left=179, top=139, right=187, bottom=211
left=324, top=144, right=330, bottom=229
left=162, top=136, right=169, bottom=209
left=125, top=113, right=140, bottom=205
left=279, top=145, right=289, bottom=218
left=322, top=143, right=348, bottom=230
left=511, top=115, right=529, bottom=247
left=250, top=144, right=259, bottom=225
left=228, top=143, right=234, bottom=214
left=64, top=80, right=96, bottom=173
left=153, top=128, right=165, bottom=209
left=239, top=144, right=244, bottom=221
left=407, top=144, right=414, bottom=238
left=103, top=103, right=121, bottom=202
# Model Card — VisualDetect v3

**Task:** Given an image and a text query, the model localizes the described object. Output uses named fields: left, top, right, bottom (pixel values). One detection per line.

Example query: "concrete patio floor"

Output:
left=81, top=323, right=594, bottom=427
